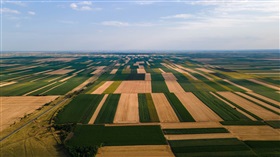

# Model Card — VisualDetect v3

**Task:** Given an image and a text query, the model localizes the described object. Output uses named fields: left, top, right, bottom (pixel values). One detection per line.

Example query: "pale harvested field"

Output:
left=92, top=81, right=114, bottom=94
left=137, top=68, right=146, bottom=74
left=96, top=145, right=175, bottom=157
left=223, top=79, right=252, bottom=92
left=138, top=65, right=144, bottom=69
left=235, top=92, right=280, bottom=113
left=161, top=122, right=223, bottom=129
left=59, top=74, right=76, bottom=82
left=114, top=93, right=139, bottom=123
left=88, top=94, right=108, bottom=124
left=217, top=92, right=279, bottom=120
left=114, top=81, right=151, bottom=93
left=158, top=68, right=165, bottom=73
left=33, top=69, right=53, bottom=75
left=165, top=81, right=185, bottom=93
left=91, top=66, right=106, bottom=74
left=145, top=73, right=151, bottom=81
left=247, top=92, right=280, bottom=106
left=110, top=69, right=118, bottom=74
left=248, top=79, right=280, bottom=91
left=146, top=61, right=150, bottom=66
left=47, top=69, right=74, bottom=75
left=151, top=93, right=179, bottom=122
left=210, top=92, right=257, bottom=120
left=225, top=126, right=280, bottom=141
left=0, top=96, right=58, bottom=131
left=162, top=63, right=198, bottom=80
left=175, top=92, right=222, bottom=121
left=196, top=68, right=214, bottom=73
left=0, top=82, right=16, bottom=87
left=165, top=133, right=235, bottom=140
left=8, top=66, right=37, bottom=71
left=73, top=69, right=85, bottom=74
left=162, top=73, right=177, bottom=81
left=174, top=64, right=197, bottom=73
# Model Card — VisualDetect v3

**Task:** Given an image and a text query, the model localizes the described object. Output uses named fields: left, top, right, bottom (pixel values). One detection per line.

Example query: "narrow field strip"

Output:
left=175, top=92, right=222, bottom=122
left=110, top=69, right=118, bottom=74
left=193, top=92, right=251, bottom=121
left=162, top=73, right=177, bottom=81
left=88, top=94, right=108, bottom=124
left=163, top=128, right=229, bottom=135
left=165, top=133, right=235, bottom=140
left=39, top=82, right=66, bottom=95
left=246, top=92, right=280, bottom=106
left=91, top=81, right=114, bottom=94
left=161, top=122, right=223, bottom=129
left=145, top=73, right=151, bottom=80
left=217, top=92, right=279, bottom=120
left=165, top=81, right=185, bottom=93
left=0, top=82, right=16, bottom=87
left=103, top=81, right=122, bottom=94
left=96, top=145, right=175, bottom=157
left=158, top=68, right=165, bottom=73
left=235, top=92, right=280, bottom=114
left=94, top=94, right=121, bottom=124
left=47, top=75, right=65, bottom=82
left=23, top=81, right=57, bottom=96
left=248, top=79, right=280, bottom=91
left=223, top=79, right=252, bottom=92
left=164, top=93, right=195, bottom=122
left=210, top=92, right=257, bottom=120
left=137, top=68, right=146, bottom=74
left=114, top=93, right=139, bottom=123
left=151, top=93, right=180, bottom=123
left=58, top=74, right=76, bottom=82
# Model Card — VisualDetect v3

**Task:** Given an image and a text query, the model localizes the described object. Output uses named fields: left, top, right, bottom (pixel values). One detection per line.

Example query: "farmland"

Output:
left=1, top=51, right=279, bottom=157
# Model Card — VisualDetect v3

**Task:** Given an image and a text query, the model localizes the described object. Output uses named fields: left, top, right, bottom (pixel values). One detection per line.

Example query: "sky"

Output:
left=1, top=0, right=279, bottom=51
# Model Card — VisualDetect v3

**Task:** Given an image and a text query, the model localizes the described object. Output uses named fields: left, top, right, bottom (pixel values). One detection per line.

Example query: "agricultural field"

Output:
left=1, top=51, right=279, bottom=157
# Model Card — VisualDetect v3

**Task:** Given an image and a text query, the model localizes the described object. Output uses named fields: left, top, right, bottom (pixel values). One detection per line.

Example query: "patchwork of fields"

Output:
left=1, top=52, right=279, bottom=157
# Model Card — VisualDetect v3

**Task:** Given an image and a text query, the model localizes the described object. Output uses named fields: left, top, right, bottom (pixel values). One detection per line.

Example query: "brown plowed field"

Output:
left=175, top=92, right=222, bottom=121
left=151, top=93, right=179, bottom=123
left=114, top=81, right=151, bottom=93
left=113, top=93, right=139, bottom=123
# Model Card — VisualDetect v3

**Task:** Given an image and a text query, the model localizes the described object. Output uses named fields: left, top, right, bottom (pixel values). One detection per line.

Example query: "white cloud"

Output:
left=101, top=21, right=130, bottom=27
left=28, top=11, right=35, bottom=15
left=161, top=14, right=193, bottom=19
left=0, top=8, right=20, bottom=14
left=101, top=21, right=155, bottom=27
left=69, top=1, right=101, bottom=11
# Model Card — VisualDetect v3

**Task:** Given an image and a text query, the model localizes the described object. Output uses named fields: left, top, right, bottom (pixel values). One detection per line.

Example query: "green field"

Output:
left=66, top=125, right=167, bottom=146
left=55, top=94, right=104, bottom=124
left=94, top=94, right=120, bottom=124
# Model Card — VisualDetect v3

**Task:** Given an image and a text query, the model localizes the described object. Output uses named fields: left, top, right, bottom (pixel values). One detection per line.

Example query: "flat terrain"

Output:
left=0, top=96, right=58, bottom=131
left=1, top=52, right=279, bottom=157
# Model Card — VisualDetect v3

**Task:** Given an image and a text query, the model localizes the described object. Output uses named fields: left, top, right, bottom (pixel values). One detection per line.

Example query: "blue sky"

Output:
left=1, top=0, right=279, bottom=51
